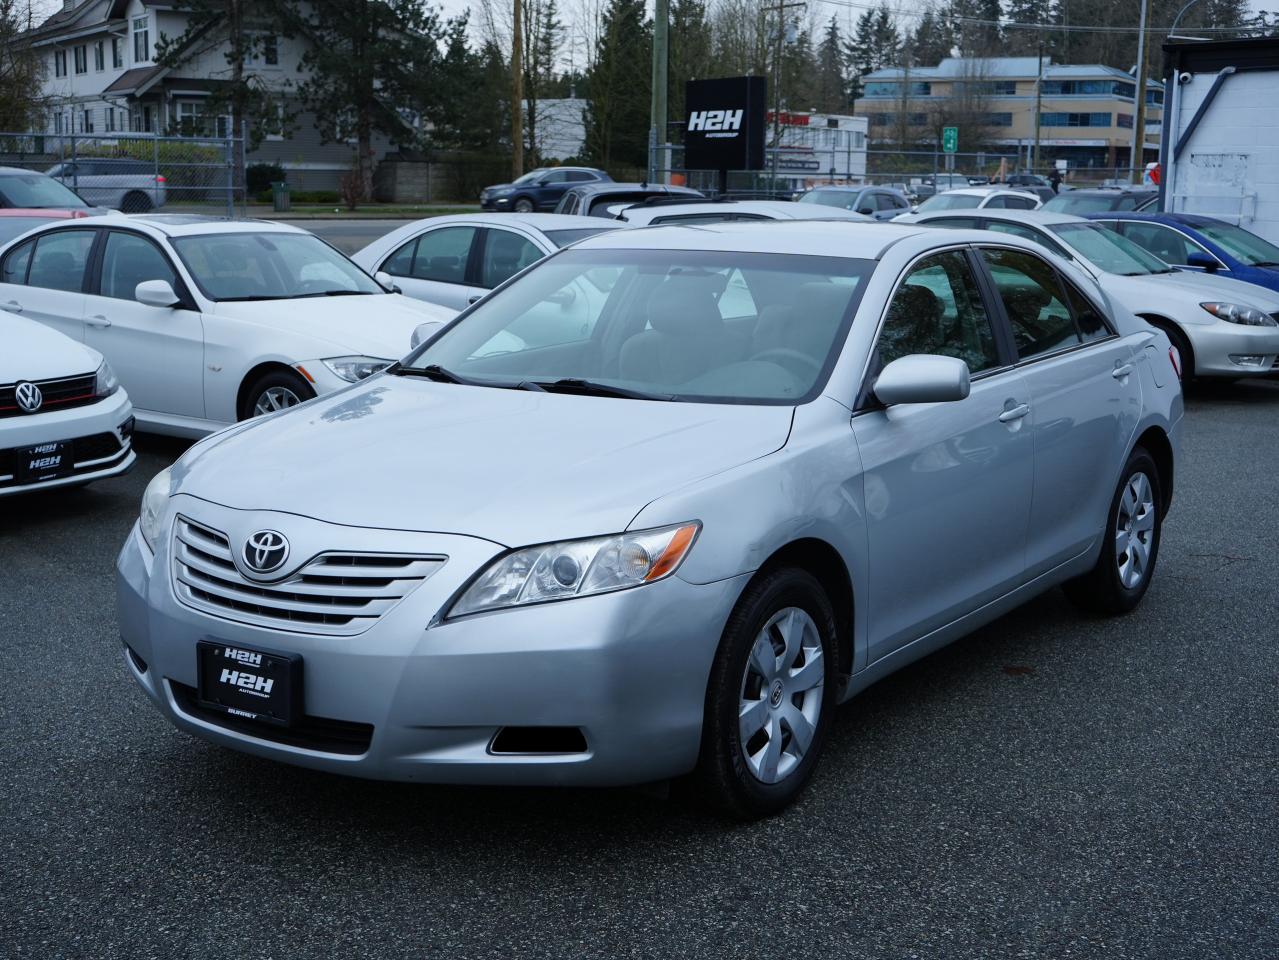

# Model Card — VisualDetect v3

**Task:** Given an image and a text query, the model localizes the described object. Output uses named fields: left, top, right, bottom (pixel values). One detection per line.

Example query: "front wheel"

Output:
left=1063, top=447, right=1163, bottom=615
left=513, top=197, right=535, bottom=213
left=689, top=567, right=838, bottom=820
left=240, top=369, right=315, bottom=421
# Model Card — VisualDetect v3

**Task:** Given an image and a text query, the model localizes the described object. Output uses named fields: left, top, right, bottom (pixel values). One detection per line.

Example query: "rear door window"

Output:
left=27, top=229, right=95, bottom=292
left=980, top=248, right=1080, bottom=360
left=390, top=226, right=476, bottom=284
left=479, top=229, right=543, bottom=288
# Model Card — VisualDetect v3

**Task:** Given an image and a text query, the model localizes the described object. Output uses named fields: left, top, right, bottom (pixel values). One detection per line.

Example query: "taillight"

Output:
left=1169, top=346, right=1182, bottom=381
left=155, top=175, right=166, bottom=184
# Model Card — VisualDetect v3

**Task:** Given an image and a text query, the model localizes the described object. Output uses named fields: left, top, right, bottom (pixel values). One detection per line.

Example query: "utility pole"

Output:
left=1033, top=38, right=1044, bottom=173
left=649, top=0, right=669, bottom=183
left=1130, top=0, right=1149, bottom=183
left=768, top=0, right=806, bottom=192
left=511, top=0, right=524, bottom=181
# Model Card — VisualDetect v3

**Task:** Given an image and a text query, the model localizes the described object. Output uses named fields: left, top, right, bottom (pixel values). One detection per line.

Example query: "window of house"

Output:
left=82, top=108, right=94, bottom=133
left=985, top=113, right=1013, bottom=127
left=74, top=45, right=87, bottom=74
left=263, top=34, right=278, bottom=66
left=111, top=36, right=123, bottom=69
left=133, top=16, right=150, bottom=63
left=105, top=109, right=115, bottom=132
left=54, top=50, right=67, bottom=77
left=94, top=41, right=105, bottom=71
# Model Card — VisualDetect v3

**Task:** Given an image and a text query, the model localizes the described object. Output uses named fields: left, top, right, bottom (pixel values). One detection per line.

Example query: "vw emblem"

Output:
left=243, top=530, right=289, bottom=574
left=14, top=381, right=42, bottom=414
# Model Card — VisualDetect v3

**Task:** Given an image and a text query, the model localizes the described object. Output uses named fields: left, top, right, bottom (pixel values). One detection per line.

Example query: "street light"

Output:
left=1168, top=0, right=1209, bottom=39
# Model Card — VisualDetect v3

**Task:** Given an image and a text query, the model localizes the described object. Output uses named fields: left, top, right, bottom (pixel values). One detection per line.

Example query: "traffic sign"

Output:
left=942, top=126, right=958, bottom=154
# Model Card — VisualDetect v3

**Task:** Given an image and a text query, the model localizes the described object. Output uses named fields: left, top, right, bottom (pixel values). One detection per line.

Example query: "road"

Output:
left=297, top=218, right=405, bottom=255
left=2, top=382, right=1277, bottom=959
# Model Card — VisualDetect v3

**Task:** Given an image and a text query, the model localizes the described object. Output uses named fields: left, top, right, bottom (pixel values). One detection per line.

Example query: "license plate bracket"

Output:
left=196, top=641, right=301, bottom=727
left=17, top=441, right=71, bottom=484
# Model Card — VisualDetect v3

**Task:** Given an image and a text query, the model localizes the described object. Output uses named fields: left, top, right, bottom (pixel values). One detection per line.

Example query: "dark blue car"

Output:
left=480, top=167, right=611, bottom=213
left=1086, top=212, right=1279, bottom=295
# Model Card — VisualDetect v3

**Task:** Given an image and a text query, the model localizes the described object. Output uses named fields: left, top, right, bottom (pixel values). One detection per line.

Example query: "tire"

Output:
left=1063, top=447, right=1163, bottom=616
left=239, top=369, right=315, bottom=421
left=689, top=567, right=838, bottom=820
left=1147, top=318, right=1194, bottom=380
left=121, top=191, right=153, bottom=213
left=513, top=196, right=535, bottom=213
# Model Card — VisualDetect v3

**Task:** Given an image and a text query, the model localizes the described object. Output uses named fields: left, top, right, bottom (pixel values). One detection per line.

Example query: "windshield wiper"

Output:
left=1251, top=260, right=1279, bottom=267
left=290, top=289, right=375, bottom=299
left=393, top=364, right=541, bottom=392
left=531, top=378, right=674, bottom=401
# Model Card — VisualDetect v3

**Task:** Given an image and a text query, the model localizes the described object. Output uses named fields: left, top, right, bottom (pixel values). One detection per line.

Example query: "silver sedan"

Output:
left=118, top=222, right=1183, bottom=818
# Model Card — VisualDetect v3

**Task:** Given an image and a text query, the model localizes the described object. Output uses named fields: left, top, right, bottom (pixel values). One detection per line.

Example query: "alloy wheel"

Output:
left=253, top=386, right=303, bottom=416
left=738, top=607, right=824, bottom=785
left=1115, top=471, right=1156, bottom=589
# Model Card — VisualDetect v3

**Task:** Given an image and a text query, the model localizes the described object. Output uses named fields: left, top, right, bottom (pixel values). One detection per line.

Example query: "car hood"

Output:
left=175, top=378, right=794, bottom=546
left=483, top=182, right=516, bottom=193
left=0, top=311, right=102, bottom=381
left=207, top=294, right=456, bottom=359
left=1118, top=270, right=1279, bottom=310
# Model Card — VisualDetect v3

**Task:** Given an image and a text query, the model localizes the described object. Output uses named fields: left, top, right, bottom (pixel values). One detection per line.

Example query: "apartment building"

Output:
left=859, top=57, right=1164, bottom=169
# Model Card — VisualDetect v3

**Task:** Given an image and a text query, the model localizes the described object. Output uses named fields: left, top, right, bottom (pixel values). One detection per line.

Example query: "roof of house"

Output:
left=864, top=57, right=1164, bottom=88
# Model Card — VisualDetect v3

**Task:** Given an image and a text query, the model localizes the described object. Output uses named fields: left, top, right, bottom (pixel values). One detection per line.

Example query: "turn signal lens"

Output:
left=448, top=522, right=701, bottom=618
left=1168, top=345, right=1182, bottom=381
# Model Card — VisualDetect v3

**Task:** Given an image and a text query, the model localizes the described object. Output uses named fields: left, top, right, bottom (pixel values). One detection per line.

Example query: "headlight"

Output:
left=139, top=466, right=173, bottom=550
left=321, top=356, right=393, bottom=382
left=1200, top=302, right=1278, bottom=326
left=448, top=522, right=700, bottom=618
left=93, top=361, right=119, bottom=398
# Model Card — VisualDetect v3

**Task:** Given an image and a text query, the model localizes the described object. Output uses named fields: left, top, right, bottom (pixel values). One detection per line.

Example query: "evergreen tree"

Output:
left=583, top=0, right=651, bottom=168
left=911, top=7, right=956, bottom=66
left=524, top=0, right=564, bottom=164
left=781, top=22, right=819, bottom=113
left=846, top=5, right=899, bottom=103
left=670, top=0, right=714, bottom=128
left=815, top=17, right=848, bottom=113
left=431, top=16, right=508, bottom=152
left=948, top=0, right=1002, bottom=57
left=1002, top=0, right=1051, bottom=56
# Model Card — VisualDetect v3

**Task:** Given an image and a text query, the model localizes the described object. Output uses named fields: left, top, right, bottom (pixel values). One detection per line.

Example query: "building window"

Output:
left=1117, top=113, right=1134, bottom=129
left=54, top=50, right=66, bottom=77
left=112, top=37, right=123, bottom=69
left=1041, top=112, right=1111, bottom=128
left=968, top=81, right=1017, bottom=96
left=105, top=109, right=115, bottom=132
left=908, top=113, right=928, bottom=126
left=263, top=34, right=278, bottom=66
left=82, top=108, right=94, bottom=133
left=133, top=16, right=150, bottom=63
left=74, top=45, right=87, bottom=74
left=863, top=82, right=898, bottom=98
left=94, top=41, right=105, bottom=71
left=1146, top=89, right=1163, bottom=106
left=54, top=112, right=63, bottom=133
left=869, top=113, right=892, bottom=126
left=985, top=112, right=1014, bottom=127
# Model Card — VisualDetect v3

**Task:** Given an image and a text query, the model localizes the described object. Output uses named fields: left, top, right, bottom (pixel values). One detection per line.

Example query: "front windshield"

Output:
left=799, top=190, right=854, bottom=209
left=1193, top=221, right=1279, bottom=266
left=916, top=193, right=981, bottom=212
left=400, top=248, right=873, bottom=404
left=0, top=173, right=89, bottom=209
left=1042, top=194, right=1117, bottom=214
left=170, top=232, right=384, bottom=301
left=1050, top=222, right=1171, bottom=276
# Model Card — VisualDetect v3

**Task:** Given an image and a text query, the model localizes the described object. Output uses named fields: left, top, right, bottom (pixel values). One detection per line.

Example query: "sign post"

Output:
left=684, top=77, right=767, bottom=197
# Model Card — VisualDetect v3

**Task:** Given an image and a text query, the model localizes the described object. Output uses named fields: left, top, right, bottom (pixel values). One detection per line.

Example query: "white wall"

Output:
left=1167, top=71, right=1279, bottom=243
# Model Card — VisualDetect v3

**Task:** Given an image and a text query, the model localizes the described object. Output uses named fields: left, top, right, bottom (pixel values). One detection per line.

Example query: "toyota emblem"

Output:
left=243, top=530, right=289, bottom=574
left=14, top=381, right=42, bottom=414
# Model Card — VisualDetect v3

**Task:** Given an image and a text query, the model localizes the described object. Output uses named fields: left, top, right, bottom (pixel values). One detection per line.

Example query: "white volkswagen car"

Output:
left=2, top=310, right=134, bottom=495
left=910, top=209, right=1279, bottom=378
left=351, top=214, right=621, bottom=311
left=0, top=215, right=455, bottom=437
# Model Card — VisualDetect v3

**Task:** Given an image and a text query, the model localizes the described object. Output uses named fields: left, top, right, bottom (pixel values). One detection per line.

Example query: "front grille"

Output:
left=171, top=516, right=444, bottom=636
left=0, top=373, right=97, bottom=419
left=0, top=429, right=130, bottom=488
left=169, top=681, right=373, bottom=755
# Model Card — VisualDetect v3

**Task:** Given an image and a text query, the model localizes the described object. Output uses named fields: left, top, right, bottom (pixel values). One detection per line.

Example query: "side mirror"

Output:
left=375, top=270, right=402, bottom=293
left=857, top=205, right=874, bottom=215
left=1185, top=250, right=1218, bottom=271
left=874, top=355, right=971, bottom=406
left=135, top=279, right=181, bottom=308
left=410, top=320, right=444, bottom=349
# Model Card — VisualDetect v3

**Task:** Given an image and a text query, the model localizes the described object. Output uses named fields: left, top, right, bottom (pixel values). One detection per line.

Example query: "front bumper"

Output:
left=0, top=390, right=135, bottom=496
left=1180, top=318, right=1279, bottom=377
left=116, top=498, right=745, bottom=786
left=480, top=194, right=513, bottom=210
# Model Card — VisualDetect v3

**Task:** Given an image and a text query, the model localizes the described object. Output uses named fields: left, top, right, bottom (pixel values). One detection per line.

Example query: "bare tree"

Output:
left=0, top=0, right=46, bottom=130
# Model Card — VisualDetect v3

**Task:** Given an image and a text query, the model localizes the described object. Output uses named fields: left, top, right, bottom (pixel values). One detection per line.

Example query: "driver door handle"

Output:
left=86, top=314, right=112, bottom=328
left=3, top=300, right=21, bottom=313
left=998, top=403, right=1031, bottom=423
left=1112, top=362, right=1134, bottom=379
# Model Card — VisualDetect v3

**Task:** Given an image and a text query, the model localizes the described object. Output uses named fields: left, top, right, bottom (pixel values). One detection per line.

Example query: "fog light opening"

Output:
left=489, top=726, right=588, bottom=755
left=1228, top=354, right=1269, bottom=367
left=123, top=642, right=148, bottom=674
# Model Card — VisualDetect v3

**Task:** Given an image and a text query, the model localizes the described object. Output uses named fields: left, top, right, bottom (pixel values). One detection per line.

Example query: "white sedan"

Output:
left=350, top=213, right=621, bottom=310
left=0, top=214, right=455, bottom=437
left=2, top=310, right=134, bottom=496
left=614, top=199, right=873, bottom=226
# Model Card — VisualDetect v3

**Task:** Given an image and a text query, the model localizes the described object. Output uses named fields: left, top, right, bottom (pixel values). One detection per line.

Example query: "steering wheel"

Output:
left=295, top=279, right=335, bottom=295
left=751, top=348, right=822, bottom=381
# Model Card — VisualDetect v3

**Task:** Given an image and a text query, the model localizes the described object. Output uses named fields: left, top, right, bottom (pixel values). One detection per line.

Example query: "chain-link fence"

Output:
left=0, top=131, right=246, bottom=216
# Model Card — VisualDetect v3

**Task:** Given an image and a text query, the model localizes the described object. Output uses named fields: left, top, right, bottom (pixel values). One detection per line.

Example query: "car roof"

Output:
left=397, top=212, right=624, bottom=233
left=18, top=212, right=310, bottom=237
left=572, top=219, right=930, bottom=258
left=564, top=182, right=703, bottom=198
left=621, top=200, right=869, bottom=223
left=803, top=185, right=870, bottom=193
left=1059, top=187, right=1156, bottom=196
left=917, top=207, right=1088, bottom=226
left=940, top=185, right=1035, bottom=197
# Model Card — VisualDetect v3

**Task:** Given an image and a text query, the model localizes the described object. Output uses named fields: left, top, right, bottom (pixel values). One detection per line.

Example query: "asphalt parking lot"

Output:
left=2, top=381, right=1277, bottom=959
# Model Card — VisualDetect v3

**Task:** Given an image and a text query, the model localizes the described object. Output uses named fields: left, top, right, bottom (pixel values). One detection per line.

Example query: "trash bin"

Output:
left=271, top=181, right=290, bottom=212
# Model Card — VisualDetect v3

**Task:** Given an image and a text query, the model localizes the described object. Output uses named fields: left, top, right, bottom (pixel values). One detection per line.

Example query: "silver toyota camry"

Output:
left=117, top=222, right=1184, bottom=818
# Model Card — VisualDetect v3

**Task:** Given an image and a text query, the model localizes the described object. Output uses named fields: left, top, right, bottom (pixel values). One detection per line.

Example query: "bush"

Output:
left=247, top=162, right=285, bottom=195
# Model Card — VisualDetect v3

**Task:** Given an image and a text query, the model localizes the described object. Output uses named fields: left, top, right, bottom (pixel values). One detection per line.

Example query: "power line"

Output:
left=811, top=0, right=1269, bottom=35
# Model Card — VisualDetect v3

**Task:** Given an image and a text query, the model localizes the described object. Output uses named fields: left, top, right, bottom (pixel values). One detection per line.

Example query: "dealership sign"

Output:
left=684, top=76, right=767, bottom=172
